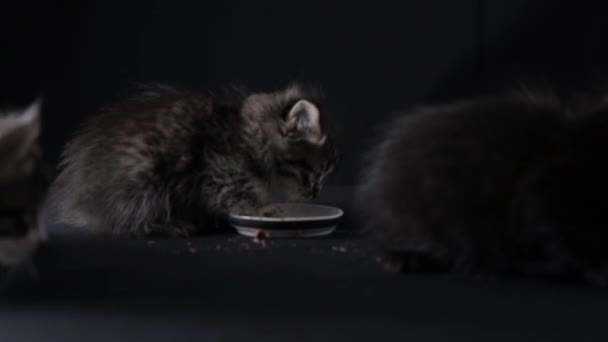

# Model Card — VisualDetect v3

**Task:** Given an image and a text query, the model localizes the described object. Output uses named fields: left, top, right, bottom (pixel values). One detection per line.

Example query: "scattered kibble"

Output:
left=252, top=238, right=267, bottom=247
left=252, top=230, right=269, bottom=247
left=254, top=230, right=270, bottom=239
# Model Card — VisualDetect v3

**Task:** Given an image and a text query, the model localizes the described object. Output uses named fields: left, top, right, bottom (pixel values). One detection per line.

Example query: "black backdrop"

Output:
left=2, top=0, right=608, bottom=185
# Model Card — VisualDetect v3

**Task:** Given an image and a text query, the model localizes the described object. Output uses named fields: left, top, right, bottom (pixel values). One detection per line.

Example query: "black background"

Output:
left=3, top=0, right=608, bottom=185
left=4, top=2, right=608, bottom=340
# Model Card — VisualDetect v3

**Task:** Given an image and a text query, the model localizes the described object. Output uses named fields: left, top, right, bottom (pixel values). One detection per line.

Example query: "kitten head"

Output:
left=241, top=84, right=339, bottom=201
left=0, top=98, right=48, bottom=235
left=0, top=98, right=49, bottom=271
left=0, top=99, right=42, bottom=183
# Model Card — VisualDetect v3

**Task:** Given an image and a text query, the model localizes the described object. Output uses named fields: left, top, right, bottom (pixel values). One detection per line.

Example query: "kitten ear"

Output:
left=284, top=99, right=326, bottom=145
left=0, top=97, right=42, bottom=160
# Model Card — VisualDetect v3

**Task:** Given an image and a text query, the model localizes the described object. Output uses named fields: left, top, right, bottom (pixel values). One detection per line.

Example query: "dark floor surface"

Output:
left=2, top=187, right=608, bottom=341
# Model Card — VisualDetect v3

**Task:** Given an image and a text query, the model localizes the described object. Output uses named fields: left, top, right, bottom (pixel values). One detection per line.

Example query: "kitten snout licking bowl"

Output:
left=229, top=203, right=343, bottom=238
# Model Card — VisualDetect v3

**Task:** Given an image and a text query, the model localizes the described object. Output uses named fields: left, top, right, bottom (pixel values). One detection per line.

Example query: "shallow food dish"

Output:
left=229, top=203, right=343, bottom=238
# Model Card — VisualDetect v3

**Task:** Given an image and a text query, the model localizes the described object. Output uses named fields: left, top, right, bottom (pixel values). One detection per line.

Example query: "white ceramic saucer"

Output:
left=229, top=203, right=343, bottom=238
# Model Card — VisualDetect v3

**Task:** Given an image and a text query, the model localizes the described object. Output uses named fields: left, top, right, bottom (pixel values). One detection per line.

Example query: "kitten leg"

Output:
left=96, top=188, right=179, bottom=237
left=0, top=228, right=42, bottom=268
left=213, top=182, right=267, bottom=217
left=0, top=258, right=39, bottom=293
left=381, top=250, right=449, bottom=274
left=451, top=251, right=510, bottom=281
left=142, top=220, right=198, bottom=238
left=0, top=227, right=43, bottom=291
left=582, top=265, right=608, bottom=288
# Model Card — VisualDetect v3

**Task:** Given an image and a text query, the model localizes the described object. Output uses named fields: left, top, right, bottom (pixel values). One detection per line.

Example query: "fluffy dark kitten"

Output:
left=355, top=89, right=608, bottom=284
left=0, top=99, right=50, bottom=283
left=50, top=83, right=338, bottom=237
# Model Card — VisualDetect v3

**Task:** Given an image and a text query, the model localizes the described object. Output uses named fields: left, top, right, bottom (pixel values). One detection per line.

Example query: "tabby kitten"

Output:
left=0, top=99, right=50, bottom=284
left=355, top=89, right=608, bottom=284
left=50, top=83, right=338, bottom=237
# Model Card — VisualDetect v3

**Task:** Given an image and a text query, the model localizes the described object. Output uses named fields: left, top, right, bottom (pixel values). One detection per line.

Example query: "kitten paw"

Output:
left=583, top=268, right=608, bottom=288
left=0, top=259, right=38, bottom=293
left=142, top=221, right=198, bottom=238
left=381, top=250, right=448, bottom=274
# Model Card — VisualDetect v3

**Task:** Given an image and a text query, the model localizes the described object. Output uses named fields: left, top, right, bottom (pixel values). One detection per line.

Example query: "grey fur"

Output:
left=355, top=89, right=608, bottom=285
left=50, top=83, right=338, bottom=237
left=0, top=98, right=50, bottom=281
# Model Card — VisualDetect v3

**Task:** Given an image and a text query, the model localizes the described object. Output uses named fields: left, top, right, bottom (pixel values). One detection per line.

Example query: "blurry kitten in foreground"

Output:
left=50, top=83, right=339, bottom=237
left=356, top=89, right=608, bottom=285
left=0, top=99, right=50, bottom=288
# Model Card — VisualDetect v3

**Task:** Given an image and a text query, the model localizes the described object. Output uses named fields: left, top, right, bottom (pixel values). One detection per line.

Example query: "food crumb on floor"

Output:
left=252, top=231, right=268, bottom=247
left=252, top=238, right=267, bottom=247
